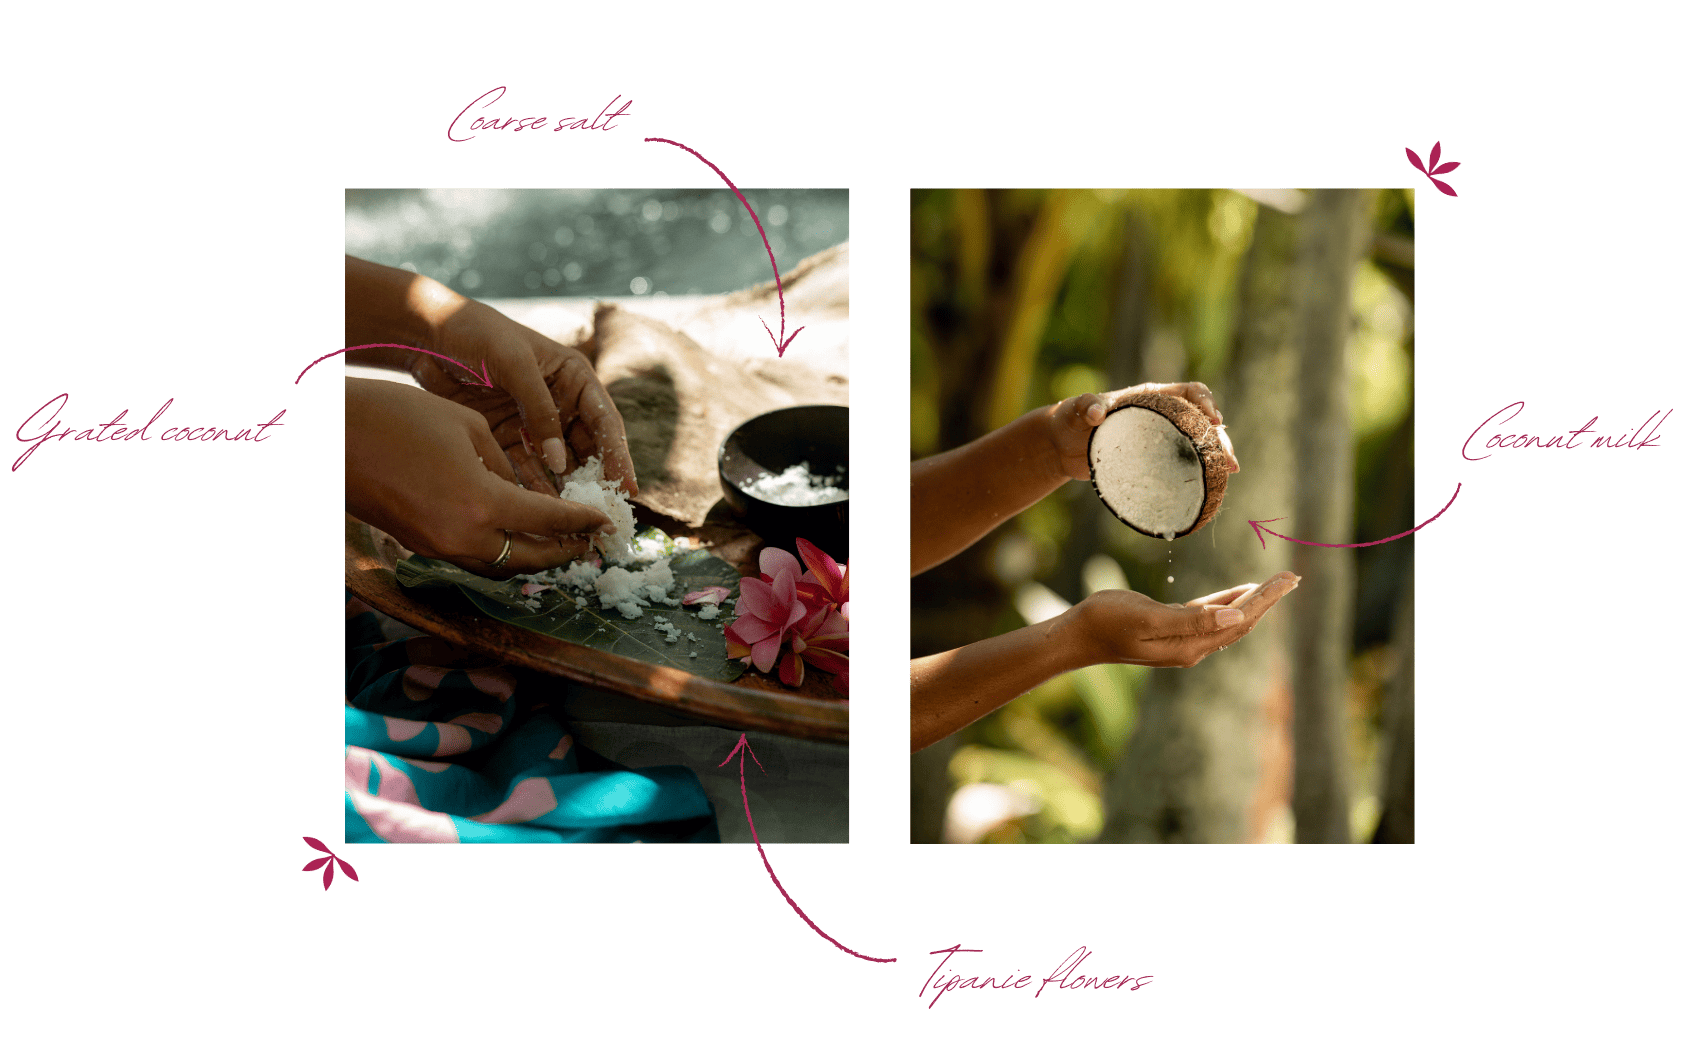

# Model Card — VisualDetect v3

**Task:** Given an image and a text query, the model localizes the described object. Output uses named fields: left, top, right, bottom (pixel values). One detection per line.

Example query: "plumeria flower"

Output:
left=780, top=600, right=849, bottom=691
left=795, top=537, right=848, bottom=615
left=724, top=547, right=809, bottom=674
left=754, top=546, right=803, bottom=584
left=745, top=544, right=845, bottom=596
left=725, top=541, right=851, bottom=693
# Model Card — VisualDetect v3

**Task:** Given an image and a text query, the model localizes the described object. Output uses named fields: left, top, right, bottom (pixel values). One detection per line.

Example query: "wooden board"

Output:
left=346, top=518, right=849, bottom=744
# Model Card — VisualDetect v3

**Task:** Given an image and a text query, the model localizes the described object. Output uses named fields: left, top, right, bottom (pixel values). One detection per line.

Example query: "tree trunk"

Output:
left=1372, top=569, right=1414, bottom=842
left=1289, top=188, right=1374, bottom=843
left=1047, top=207, right=1153, bottom=607
left=1098, top=203, right=1301, bottom=842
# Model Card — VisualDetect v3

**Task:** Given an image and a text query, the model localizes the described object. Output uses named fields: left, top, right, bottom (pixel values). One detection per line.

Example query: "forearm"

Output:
left=910, top=609, right=1095, bottom=752
left=910, top=404, right=1069, bottom=575
left=344, top=255, right=467, bottom=370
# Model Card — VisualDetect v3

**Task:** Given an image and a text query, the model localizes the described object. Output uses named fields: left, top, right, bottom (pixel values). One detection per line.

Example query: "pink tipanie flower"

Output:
left=777, top=601, right=849, bottom=691
left=795, top=538, right=848, bottom=611
left=727, top=540, right=850, bottom=691
left=724, top=553, right=807, bottom=673
left=776, top=649, right=803, bottom=686
left=756, top=545, right=802, bottom=583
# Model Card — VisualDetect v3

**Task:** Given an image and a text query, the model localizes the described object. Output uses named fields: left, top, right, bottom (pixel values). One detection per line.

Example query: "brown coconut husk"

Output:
left=1087, top=391, right=1230, bottom=539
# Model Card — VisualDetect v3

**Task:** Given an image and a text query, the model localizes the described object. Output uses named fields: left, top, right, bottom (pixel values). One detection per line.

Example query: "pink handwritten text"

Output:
left=919, top=945, right=1153, bottom=1009
left=447, top=87, right=632, bottom=143
left=14, top=393, right=284, bottom=471
left=1463, top=401, right=1670, bottom=462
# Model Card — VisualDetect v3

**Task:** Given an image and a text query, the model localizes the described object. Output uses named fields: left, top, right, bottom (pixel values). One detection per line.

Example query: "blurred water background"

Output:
left=345, top=189, right=847, bottom=299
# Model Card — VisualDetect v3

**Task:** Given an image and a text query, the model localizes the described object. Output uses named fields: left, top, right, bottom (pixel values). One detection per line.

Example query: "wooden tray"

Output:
left=346, top=518, right=849, bottom=744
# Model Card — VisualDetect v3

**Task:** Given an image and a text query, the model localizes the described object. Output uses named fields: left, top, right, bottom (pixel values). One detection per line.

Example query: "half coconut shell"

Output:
left=1087, top=391, right=1229, bottom=539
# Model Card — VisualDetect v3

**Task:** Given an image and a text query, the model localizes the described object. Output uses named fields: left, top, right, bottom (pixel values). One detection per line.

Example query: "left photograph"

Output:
left=342, top=188, right=849, bottom=843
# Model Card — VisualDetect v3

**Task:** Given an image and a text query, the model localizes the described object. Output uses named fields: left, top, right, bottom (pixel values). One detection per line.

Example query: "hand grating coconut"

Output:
left=1087, top=391, right=1230, bottom=539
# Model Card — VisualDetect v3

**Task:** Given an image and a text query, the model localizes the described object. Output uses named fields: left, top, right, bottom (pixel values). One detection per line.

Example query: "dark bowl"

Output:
left=718, top=405, right=848, bottom=562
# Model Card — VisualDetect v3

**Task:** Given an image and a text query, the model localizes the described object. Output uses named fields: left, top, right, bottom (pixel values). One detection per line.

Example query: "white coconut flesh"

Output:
left=1089, top=406, right=1206, bottom=538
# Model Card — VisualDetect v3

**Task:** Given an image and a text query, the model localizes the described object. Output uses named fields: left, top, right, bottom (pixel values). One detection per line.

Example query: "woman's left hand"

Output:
left=1064, top=571, right=1297, bottom=668
left=413, top=298, right=638, bottom=499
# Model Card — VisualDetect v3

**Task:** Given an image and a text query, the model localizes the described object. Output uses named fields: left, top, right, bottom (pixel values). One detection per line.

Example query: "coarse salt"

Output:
left=741, top=461, right=848, bottom=507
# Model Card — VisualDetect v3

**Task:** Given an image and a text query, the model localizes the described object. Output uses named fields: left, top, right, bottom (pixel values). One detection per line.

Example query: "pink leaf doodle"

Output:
left=1406, top=142, right=1460, bottom=196
left=301, top=836, right=359, bottom=891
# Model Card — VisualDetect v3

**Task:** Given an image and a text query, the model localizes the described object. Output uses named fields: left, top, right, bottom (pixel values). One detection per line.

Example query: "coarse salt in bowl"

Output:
left=718, top=405, right=849, bottom=560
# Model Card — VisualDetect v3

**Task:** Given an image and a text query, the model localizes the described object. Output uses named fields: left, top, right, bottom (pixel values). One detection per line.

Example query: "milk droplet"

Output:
left=1167, top=575, right=1175, bottom=583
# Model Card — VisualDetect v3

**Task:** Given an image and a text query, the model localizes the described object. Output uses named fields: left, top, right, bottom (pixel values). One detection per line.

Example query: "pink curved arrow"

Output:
left=1249, top=483, right=1460, bottom=550
left=295, top=343, right=493, bottom=387
left=645, top=137, right=804, bottom=357
left=719, top=734, right=894, bottom=963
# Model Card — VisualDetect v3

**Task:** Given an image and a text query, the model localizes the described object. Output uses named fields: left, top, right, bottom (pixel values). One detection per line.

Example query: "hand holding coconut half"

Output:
left=910, top=380, right=1289, bottom=753
left=1047, top=381, right=1237, bottom=485
left=1054, top=382, right=1239, bottom=539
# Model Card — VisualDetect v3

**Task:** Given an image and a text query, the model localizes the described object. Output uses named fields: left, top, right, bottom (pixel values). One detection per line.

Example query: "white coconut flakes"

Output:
left=511, top=456, right=744, bottom=636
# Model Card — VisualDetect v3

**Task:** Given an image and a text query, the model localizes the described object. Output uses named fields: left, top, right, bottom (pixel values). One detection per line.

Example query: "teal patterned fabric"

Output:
left=345, top=594, right=718, bottom=843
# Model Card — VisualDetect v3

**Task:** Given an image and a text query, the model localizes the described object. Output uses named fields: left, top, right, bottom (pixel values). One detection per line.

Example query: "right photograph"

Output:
left=910, top=189, right=1415, bottom=844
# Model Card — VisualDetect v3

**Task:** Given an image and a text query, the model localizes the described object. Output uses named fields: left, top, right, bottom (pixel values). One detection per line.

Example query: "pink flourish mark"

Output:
left=1250, top=483, right=1461, bottom=550
left=644, top=139, right=803, bottom=355
left=294, top=344, right=494, bottom=387
left=719, top=732, right=891, bottom=958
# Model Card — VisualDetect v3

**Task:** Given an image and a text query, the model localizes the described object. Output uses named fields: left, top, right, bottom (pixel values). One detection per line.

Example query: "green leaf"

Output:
left=396, top=542, right=747, bottom=683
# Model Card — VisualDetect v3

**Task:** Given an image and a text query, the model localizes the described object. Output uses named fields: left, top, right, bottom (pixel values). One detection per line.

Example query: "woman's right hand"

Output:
left=1062, top=571, right=1299, bottom=668
left=1044, top=381, right=1240, bottom=481
left=345, top=378, right=612, bottom=577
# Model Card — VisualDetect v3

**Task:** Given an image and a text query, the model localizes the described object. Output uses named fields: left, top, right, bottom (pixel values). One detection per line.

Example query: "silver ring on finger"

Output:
left=490, top=530, right=514, bottom=569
